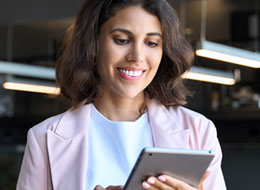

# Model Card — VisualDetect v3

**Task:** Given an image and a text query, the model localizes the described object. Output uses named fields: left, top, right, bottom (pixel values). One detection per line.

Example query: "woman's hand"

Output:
left=94, top=185, right=124, bottom=190
left=142, top=171, right=210, bottom=190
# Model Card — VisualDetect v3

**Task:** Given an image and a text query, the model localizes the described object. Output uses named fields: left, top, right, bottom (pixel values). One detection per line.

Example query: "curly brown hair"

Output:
left=56, top=0, right=194, bottom=109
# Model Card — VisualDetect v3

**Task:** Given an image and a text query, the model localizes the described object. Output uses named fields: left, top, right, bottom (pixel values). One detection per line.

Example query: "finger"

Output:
left=197, top=171, right=210, bottom=190
left=142, top=177, right=171, bottom=190
left=142, top=181, right=160, bottom=190
left=106, top=185, right=124, bottom=190
left=94, top=185, right=106, bottom=190
left=157, top=175, right=196, bottom=190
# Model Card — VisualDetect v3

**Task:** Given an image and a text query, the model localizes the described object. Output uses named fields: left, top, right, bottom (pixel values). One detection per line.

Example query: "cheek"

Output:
left=99, top=43, right=125, bottom=67
left=149, top=50, right=163, bottom=70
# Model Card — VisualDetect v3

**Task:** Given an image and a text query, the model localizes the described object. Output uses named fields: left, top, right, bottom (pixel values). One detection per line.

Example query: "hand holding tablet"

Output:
left=124, top=147, right=215, bottom=190
left=141, top=170, right=210, bottom=190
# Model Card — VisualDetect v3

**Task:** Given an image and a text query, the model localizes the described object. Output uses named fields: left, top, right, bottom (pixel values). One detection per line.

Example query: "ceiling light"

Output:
left=0, top=61, right=56, bottom=79
left=2, top=78, right=60, bottom=95
left=0, top=61, right=59, bottom=95
left=182, top=66, right=236, bottom=85
left=196, top=41, right=260, bottom=68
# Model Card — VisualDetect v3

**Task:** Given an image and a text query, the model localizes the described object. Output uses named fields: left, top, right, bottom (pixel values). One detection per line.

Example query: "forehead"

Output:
left=101, top=6, right=162, bottom=35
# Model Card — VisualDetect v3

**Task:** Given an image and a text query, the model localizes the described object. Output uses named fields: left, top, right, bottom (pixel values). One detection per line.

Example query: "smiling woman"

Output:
left=16, top=0, right=226, bottom=190
left=56, top=0, right=193, bottom=110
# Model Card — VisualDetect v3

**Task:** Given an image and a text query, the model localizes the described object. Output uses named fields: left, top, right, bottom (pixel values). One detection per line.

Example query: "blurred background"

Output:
left=0, top=0, right=259, bottom=189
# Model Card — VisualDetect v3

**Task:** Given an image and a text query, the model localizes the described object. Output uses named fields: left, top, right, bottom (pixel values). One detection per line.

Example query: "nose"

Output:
left=126, top=43, right=145, bottom=63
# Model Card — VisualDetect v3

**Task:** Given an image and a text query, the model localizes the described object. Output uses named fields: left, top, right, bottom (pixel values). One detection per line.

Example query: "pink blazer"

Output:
left=17, top=101, right=226, bottom=190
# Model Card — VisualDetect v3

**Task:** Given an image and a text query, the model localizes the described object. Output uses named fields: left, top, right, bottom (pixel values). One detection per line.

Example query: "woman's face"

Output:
left=97, top=6, right=163, bottom=100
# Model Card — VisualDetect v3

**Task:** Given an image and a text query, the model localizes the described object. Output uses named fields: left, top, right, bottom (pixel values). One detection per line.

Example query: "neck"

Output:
left=94, top=93, right=146, bottom=122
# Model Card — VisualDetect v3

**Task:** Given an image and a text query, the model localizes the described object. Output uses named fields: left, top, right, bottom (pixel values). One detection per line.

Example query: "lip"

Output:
left=117, top=67, right=146, bottom=81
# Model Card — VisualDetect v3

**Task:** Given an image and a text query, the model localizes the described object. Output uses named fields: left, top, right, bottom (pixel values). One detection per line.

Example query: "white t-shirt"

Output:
left=86, top=105, right=154, bottom=189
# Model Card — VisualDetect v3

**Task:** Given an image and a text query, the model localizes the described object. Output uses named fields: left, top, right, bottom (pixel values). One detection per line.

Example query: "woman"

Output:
left=17, top=0, right=226, bottom=190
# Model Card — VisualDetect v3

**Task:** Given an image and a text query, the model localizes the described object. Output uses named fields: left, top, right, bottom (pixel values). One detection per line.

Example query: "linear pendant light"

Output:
left=182, top=66, right=236, bottom=85
left=196, top=40, right=260, bottom=68
left=3, top=82, right=60, bottom=95
left=0, top=61, right=56, bottom=79
left=0, top=61, right=60, bottom=95
left=196, top=0, right=260, bottom=69
left=2, top=76, right=60, bottom=95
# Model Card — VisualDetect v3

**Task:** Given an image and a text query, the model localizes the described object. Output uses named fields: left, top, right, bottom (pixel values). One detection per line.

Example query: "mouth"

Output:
left=117, top=68, right=145, bottom=77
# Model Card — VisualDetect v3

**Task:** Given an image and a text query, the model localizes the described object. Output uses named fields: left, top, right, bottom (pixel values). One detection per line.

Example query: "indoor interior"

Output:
left=0, top=0, right=259, bottom=189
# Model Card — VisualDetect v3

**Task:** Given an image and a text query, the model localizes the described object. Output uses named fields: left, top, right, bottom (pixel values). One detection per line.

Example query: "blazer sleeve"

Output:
left=200, top=119, right=226, bottom=190
left=16, top=128, right=52, bottom=190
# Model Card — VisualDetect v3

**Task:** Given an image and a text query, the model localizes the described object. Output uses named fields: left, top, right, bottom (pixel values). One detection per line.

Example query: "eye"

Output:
left=113, top=38, right=130, bottom=45
left=145, top=41, right=159, bottom=48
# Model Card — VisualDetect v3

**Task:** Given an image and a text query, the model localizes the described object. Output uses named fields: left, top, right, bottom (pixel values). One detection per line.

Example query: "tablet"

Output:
left=124, top=147, right=215, bottom=190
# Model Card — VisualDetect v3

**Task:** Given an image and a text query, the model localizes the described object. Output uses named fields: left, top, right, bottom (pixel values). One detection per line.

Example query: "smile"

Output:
left=118, top=68, right=143, bottom=77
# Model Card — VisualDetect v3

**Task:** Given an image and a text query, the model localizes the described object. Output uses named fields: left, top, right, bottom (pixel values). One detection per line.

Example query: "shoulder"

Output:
left=169, top=105, right=207, bottom=121
left=30, top=113, right=63, bottom=133
left=148, top=100, right=217, bottom=139
left=28, top=103, right=92, bottom=140
left=28, top=113, right=65, bottom=142
left=169, top=106, right=216, bottom=135
left=167, top=106, right=218, bottom=150
left=169, top=106, right=214, bottom=129
left=148, top=100, right=213, bottom=127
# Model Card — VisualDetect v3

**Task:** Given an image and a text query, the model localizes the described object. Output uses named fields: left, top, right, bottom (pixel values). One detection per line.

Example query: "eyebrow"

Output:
left=110, top=28, right=162, bottom=38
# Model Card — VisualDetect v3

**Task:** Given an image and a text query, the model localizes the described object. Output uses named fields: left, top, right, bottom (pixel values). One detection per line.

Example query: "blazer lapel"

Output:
left=47, top=104, right=91, bottom=190
left=148, top=101, right=190, bottom=149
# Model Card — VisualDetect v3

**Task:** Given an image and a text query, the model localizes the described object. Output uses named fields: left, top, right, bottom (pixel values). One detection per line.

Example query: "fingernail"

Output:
left=142, top=182, right=150, bottom=189
left=147, top=177, right=156, bottom=184
left=158, top=176, right=166, bottom=182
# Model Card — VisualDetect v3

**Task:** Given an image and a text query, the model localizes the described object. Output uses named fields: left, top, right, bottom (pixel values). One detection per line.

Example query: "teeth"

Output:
left=119, top=69, right=143, bottom=77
